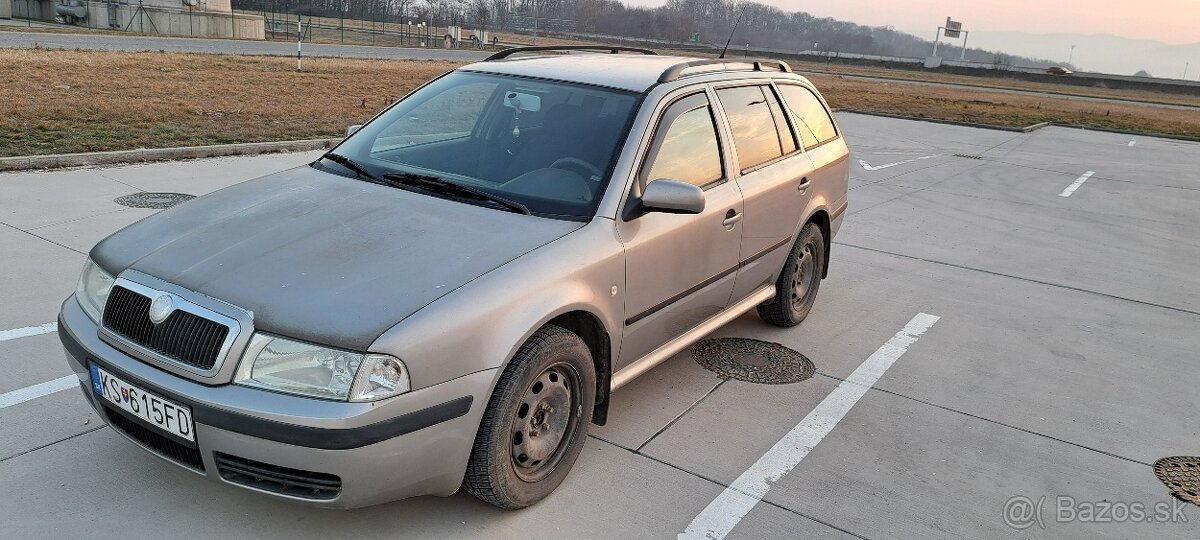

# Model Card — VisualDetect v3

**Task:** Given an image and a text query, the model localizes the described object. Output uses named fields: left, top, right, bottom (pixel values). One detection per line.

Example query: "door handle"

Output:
left=797, top=177, right=811, bottom=194
left=722, top=209, right=743, bottom=230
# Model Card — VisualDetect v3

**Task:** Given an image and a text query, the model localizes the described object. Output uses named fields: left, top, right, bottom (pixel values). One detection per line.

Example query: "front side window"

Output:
left=715, top=85, right=785, bottom=171
left=329, top=72, right=639, bottom=219
left=777, top=84, right=839, bottom=148
left=641, top=93, right=724, bottom=188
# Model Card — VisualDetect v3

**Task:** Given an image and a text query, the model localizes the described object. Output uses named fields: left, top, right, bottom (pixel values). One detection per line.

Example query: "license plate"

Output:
left=90, top=363, right=195, bottom=442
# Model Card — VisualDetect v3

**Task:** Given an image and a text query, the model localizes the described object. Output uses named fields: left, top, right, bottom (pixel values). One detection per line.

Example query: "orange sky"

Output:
left=775, top=0, right=1200, bottom=44
left=620, top=0, right=1200, bottom=45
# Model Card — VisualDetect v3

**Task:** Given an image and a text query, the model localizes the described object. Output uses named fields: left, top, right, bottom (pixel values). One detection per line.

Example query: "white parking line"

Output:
left=680, top=313, right=940, bottom=540
left=0, top=322, right=58, bottom=342
left=0, top=375, right=79, bottom=409
left=1058, top=171, right=1095, bottom=197
left=858, top=155, right=935, bottom=171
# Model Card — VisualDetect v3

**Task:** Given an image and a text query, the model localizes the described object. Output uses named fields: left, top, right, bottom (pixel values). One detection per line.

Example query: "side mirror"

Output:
left=346, top=125, right=363, bottom=137
left=639, top=179, right=705, bottom=215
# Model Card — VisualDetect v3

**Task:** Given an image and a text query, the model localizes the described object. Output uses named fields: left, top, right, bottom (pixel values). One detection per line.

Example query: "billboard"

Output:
left=944, top=17, right=962, bottom=38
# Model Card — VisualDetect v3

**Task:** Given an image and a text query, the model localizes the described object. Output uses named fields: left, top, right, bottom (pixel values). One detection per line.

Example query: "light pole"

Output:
left=1184, top=62, right=1190, bottom=80
left=1068, top=44, right=1075, bottom=65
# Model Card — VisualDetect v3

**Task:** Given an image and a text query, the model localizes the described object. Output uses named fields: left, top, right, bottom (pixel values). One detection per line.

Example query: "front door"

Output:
left=615, top=90, right=743, bottom=368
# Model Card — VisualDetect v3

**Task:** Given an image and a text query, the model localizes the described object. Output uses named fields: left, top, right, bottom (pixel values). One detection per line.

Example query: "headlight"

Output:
left=234, top=332, right=410, bottom=402
left=77, top=259, right=115, bottom=323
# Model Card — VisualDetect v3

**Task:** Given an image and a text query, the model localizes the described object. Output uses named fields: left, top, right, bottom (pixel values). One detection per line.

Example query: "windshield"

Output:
left=327, top=72, right=640, bottom=219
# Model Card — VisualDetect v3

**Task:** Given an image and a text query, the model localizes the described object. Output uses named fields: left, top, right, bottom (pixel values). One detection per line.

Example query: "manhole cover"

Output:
left=114, top=192, right=195, bottom=209
left=690, top=338, right=815, bottom=384
left=1154, top=456, right=1200, bottom=505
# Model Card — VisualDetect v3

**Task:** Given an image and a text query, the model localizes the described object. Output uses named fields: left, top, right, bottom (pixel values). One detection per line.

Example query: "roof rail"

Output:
left=484, top=45, right=658, bottom=61
left=657, top=58, right=793, bottom=83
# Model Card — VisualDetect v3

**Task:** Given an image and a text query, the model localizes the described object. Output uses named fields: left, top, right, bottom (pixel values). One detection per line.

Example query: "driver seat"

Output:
left=503, top=102, right=602, bottom=181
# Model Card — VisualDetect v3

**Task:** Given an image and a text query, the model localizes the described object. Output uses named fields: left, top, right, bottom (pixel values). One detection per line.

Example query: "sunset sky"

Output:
left=628, top=0, right=1200, bottom=45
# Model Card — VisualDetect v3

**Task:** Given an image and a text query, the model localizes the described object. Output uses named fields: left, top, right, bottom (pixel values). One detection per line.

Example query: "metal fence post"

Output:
left=296, top=13, right=302, bottom=72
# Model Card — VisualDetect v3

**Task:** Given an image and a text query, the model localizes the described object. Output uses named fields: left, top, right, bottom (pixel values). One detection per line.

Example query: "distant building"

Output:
left=7, top=0, right=264, bottom=39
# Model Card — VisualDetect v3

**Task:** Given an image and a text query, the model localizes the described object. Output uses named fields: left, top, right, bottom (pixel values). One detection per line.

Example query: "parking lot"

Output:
left=1, top=112, right=1197, bottom=538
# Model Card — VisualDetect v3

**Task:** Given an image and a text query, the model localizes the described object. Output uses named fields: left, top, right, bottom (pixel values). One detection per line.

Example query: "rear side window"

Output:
left=776, top=84, right=839, bottom=148
left=641, top=93, right=724, bottom=188
left=715, top=86, right=785, bottom=170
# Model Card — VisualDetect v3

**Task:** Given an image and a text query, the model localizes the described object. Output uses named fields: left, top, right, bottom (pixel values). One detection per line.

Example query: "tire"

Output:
left=464, top=324, right=596, bottom=509
left=757, top=222, right=825, bottom=327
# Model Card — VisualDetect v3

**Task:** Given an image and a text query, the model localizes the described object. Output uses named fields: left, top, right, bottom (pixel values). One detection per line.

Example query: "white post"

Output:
left=296, top=13, right=302, bottom=72
left=931, top=27, right=941, bottom=57
left=960, top=30, right=969, bottom=60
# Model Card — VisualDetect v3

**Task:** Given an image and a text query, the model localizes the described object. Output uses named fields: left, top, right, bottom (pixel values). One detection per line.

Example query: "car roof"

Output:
left=457, top=53, right=799, bottom=93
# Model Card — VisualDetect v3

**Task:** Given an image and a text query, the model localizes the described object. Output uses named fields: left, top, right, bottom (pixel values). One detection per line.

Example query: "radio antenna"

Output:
left=719, top=4, right=748, bottom=59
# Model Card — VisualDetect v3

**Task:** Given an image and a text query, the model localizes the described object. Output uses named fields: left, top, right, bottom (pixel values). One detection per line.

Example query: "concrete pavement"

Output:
left=1, top=114, right=1197, bottom=538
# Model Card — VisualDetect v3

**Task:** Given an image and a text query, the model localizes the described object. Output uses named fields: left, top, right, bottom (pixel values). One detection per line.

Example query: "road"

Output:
left=0, top=29, right=490, bottom=61
left=1, top=113, right=1198, bottom=538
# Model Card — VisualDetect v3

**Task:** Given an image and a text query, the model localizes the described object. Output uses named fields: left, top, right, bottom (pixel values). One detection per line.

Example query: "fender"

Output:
left=368, top=220, right=626, bottom=394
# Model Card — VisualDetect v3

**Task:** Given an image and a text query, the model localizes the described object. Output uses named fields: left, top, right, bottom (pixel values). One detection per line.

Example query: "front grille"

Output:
left=103, top=405, right=205, bottom=471
left=103, top=285, right=230, bottom=371
left=216, top=453, right=342, bottom=500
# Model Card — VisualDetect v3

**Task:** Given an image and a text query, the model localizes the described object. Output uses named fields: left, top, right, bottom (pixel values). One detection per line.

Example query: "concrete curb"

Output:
left=833, top=109, right=1028, bottom=133
left=806, top=69, right=1200, bottom=111
left=1049, top=123, right=1200, bottom=142
left=833, top=109, right=1199, bottom=141
left=0, top=138, right=342, bottom=173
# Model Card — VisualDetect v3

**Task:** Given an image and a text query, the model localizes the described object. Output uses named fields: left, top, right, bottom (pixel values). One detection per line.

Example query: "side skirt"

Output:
left=610, top=285, right=776, bottom=390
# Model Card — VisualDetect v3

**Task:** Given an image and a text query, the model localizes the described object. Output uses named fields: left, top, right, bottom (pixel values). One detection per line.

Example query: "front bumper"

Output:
left=58, top=295, right=495, bottom=508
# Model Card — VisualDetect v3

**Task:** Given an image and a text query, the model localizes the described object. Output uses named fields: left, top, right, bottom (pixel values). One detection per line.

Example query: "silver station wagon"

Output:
left=58, top=46, right=850, bottom=509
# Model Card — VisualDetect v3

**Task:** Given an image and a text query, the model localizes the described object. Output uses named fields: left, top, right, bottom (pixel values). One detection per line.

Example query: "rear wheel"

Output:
left=757, top=222, right=825, bottom=327
left=464, top=325, right=596, bottom=509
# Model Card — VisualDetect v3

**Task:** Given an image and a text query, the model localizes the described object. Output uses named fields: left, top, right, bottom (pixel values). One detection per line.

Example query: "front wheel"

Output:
left=464, top=325, right=596, bottom=509
left=757, top=222, right=825, bottom=327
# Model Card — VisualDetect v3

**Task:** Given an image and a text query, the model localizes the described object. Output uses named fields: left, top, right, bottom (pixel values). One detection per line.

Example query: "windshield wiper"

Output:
left=381, top=172, right=530, bottom=215
left=321, top=152, right=378, bottom=180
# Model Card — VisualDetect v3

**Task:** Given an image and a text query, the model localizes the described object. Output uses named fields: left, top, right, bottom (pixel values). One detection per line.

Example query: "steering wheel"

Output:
left=550, top=157, right=602, bottom=181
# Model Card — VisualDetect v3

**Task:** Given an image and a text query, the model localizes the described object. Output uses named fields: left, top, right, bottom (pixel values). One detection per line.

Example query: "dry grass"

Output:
left=813, top=75, right=1200, bottom=138
left=1, top=48, right=1197, bottom=157
left=7, top=22, right=1197, bottom=107
left=790, top=60, right=1200, bottom=108
left=1, top=49, right=457, bottom=156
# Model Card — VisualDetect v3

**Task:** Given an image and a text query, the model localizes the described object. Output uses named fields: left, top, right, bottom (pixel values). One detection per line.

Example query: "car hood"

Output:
left=92, top=165, right=585, bottom=350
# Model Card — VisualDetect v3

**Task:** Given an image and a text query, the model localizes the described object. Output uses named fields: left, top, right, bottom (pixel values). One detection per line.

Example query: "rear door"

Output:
left=615, top=90, right=743, bottom=368
left=775, top=83, right=850, bottom=230
left=711, top=83, right=817, bottom=301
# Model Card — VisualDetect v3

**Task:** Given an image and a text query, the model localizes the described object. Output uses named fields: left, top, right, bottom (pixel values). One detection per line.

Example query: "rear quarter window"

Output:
left=776, top=84, right=839, bottom=148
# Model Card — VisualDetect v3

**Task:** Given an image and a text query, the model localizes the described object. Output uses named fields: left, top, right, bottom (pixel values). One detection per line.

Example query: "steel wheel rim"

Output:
left=510, top=362, right=581, bottom=482
left=790, top=243, right=815, bottom=312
